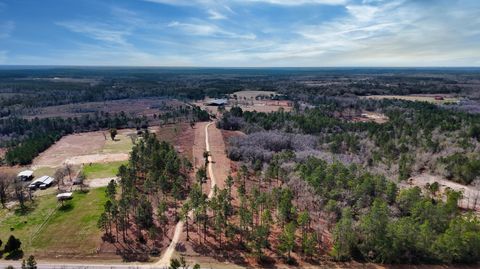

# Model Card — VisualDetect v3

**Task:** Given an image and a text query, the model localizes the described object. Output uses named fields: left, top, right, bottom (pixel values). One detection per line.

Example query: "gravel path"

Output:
left=156, top=122, right=217, bottom=267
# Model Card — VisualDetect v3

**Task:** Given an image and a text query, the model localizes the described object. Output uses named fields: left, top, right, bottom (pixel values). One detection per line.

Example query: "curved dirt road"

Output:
left=156, top=122, right=217, bottom=267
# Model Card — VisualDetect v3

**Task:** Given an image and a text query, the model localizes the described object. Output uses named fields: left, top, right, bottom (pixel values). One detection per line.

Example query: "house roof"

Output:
left=206, top=99, right=228, bottom=105
left=18, top=170, right=34, bottom=177
left=29, top=175, right=54, bottom=186
left=56, top=192, right=73, bottom=199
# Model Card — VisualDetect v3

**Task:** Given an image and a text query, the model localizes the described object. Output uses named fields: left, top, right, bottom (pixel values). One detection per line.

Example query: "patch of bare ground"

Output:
left=154, top=122, right=194, bottom=161
left=404, top=173, right=480, bottom=211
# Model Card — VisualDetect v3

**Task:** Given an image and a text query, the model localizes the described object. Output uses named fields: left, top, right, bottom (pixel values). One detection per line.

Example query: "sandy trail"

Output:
left=405, top=173, right=480, bottom=211
left=156, top=122, right=218, bottom=267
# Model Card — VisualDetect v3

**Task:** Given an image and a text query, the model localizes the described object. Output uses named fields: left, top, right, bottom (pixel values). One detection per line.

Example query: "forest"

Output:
left=220, top=99, right=480, bottom=185
left=218, top=100, right=480, bottom=264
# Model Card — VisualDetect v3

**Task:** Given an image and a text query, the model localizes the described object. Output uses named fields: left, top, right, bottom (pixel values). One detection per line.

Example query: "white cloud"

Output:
left=208, top=9, right=227, bottom=20
left=144, top=0, right=347, bottom=5
left=168, top=21, right=256, bottom=39
left=57, top=21, right=132, bottom=45
left=244, top=0, right=347, bottom=5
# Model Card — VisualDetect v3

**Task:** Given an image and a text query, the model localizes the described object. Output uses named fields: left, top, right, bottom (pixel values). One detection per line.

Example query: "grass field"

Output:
left=0, top=187, right=107, bottom=256
left=82, top=161, right=127, bottom=179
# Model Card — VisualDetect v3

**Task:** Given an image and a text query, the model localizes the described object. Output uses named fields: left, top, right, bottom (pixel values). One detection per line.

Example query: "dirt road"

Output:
left=156, top=122, right=224, bottom=267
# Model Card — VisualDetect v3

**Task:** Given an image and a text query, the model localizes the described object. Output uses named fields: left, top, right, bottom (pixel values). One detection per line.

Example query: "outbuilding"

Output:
left=206, top=99, right=228, bottom=106
left=17, top=170, right=34, bottom=181
left=29, top=176, right=55, bottom=190
left=56, top=192, right=73, bottom=201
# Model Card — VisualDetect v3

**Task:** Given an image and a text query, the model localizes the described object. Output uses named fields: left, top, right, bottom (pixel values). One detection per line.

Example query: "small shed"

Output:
left=17, top=170, right=34, bottom=181
left=56, top=192, right=73, bottom=201
left=206, top=99, right=228, bottom=106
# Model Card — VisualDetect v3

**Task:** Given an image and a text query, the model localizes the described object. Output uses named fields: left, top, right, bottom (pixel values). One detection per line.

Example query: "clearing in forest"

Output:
left=32, top=129, right=135, bottom=168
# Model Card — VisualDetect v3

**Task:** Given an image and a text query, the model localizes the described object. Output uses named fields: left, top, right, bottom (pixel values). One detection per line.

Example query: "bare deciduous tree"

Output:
left=0, top=171, right=15, bottom=208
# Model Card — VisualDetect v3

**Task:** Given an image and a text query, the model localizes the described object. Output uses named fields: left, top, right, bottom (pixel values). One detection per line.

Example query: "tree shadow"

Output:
left=4, top=250, right=24, bottom=260
left=58, top=203, right=74, bottom=212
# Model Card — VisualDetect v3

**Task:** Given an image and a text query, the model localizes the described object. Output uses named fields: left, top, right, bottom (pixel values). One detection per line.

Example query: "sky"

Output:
left=0, top=0, right=479, bottom=67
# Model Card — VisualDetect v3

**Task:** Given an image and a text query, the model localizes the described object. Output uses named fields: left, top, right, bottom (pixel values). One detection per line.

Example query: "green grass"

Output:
left=82, top=161, right=127, bottom=179
left=0, top=187, right=107, bottom=256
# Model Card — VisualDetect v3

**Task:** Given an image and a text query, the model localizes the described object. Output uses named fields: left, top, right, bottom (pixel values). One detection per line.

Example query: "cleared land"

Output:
left=0, top=187, right=107, bottom=257
left=197, top=90, right=292, bottom=116
left=32, top=129, right=134, bottom=168
left=364, top=94, right=459, bottom=104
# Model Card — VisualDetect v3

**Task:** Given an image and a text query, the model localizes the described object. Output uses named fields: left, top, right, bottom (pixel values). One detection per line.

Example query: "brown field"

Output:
left=363, top=94, right=459, bottom=104
left=32, top=129, right=137, bottom=168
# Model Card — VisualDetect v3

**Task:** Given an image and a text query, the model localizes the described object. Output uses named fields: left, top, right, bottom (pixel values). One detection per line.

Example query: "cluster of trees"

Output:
left=180, top=172, right=319, bottom=263
left=439, top=153, right=480, bottom=185
left=97, top=132, right=191, bottom=260
left=295, top=157, right=480, bottom=264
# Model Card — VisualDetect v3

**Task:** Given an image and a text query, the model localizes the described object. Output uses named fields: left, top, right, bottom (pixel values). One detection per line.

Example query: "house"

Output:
left=29, top=176, right=54, bottom=190
left=206, top=99, right=228, bottom=106
left=17, top=170, right=34, bottom=181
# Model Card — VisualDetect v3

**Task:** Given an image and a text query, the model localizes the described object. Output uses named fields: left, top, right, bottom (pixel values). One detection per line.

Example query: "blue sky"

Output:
left=0, top=0, right=479, bottom=66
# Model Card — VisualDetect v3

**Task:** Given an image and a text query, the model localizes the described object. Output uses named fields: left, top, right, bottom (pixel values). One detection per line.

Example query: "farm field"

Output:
left=363, top=94, right=459, bottom=104
left=0, top=187, right=107, bottom=257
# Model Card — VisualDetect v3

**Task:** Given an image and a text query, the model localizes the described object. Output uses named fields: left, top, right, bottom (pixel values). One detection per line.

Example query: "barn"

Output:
left=28, top=175, right=54, bottom=190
